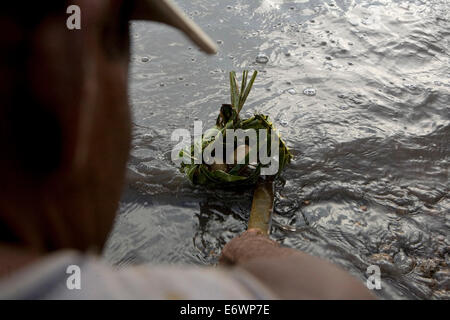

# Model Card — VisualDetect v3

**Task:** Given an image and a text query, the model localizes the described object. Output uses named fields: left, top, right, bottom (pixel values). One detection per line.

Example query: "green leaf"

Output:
left=238, top=71, right=258, bottom=113
left=180, top=70, right=292, bottom=188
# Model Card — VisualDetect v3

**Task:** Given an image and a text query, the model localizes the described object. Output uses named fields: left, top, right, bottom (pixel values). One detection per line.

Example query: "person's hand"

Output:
left=219, top=229, right=376, bottom=299
left=219, top=229, right=290, bottom=265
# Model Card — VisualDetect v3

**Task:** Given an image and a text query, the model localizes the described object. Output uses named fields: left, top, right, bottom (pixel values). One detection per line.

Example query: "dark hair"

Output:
left=0, top=3, right=68, bottom=25
left=0, top=2, right=69, bottom=178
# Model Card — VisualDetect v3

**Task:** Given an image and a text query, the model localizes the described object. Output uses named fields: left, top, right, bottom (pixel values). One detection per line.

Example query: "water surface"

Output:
left=104, top=0, right=450, bottom=299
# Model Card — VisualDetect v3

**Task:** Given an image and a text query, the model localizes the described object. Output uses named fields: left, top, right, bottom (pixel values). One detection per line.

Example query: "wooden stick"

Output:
left=248, top=178, right=274, bottom=235
left=141, top=0, right=218, bottom=54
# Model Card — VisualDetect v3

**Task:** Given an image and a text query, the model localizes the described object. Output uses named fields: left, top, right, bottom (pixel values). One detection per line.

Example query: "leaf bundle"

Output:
left=179, top=71, right=292, bottom=187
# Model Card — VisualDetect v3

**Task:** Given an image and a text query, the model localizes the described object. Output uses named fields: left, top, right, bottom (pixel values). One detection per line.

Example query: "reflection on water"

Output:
left=103, top=0, right=450, bottom=299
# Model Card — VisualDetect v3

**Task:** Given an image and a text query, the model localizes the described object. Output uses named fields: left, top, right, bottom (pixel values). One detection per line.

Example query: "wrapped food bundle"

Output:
left=179, top=71, right=292, bottom=187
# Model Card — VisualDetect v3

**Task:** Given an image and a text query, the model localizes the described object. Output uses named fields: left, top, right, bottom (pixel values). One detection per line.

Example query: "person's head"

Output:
left=0, top=1, right=216, bottom=253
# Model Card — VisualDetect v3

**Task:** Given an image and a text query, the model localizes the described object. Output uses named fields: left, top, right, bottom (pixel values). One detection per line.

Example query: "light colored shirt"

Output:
left=0, top=251, right=276, bottom=299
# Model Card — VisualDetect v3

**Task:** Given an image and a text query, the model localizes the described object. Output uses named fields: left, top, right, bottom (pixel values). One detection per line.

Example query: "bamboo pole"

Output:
left=247, top=178, right=274, bottom=235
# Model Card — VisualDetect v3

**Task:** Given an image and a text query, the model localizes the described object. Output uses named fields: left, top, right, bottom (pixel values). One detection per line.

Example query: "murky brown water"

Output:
left=103, top=0, right=450, bottom=299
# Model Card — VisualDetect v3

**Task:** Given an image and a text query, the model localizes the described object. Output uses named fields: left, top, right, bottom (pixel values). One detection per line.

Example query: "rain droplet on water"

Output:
left=287, top=88, right=297, bottom=95
left=404, top=83, right=417, bottom=90
left=303, top=88, right=317, bottom=96
left=256, top=54, right=269, bottom=64
left=349, top=19, right=359, bottom=26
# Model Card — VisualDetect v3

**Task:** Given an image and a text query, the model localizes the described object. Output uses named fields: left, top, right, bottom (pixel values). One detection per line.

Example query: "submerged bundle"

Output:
left=179, top=70, right=292, bottom=187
